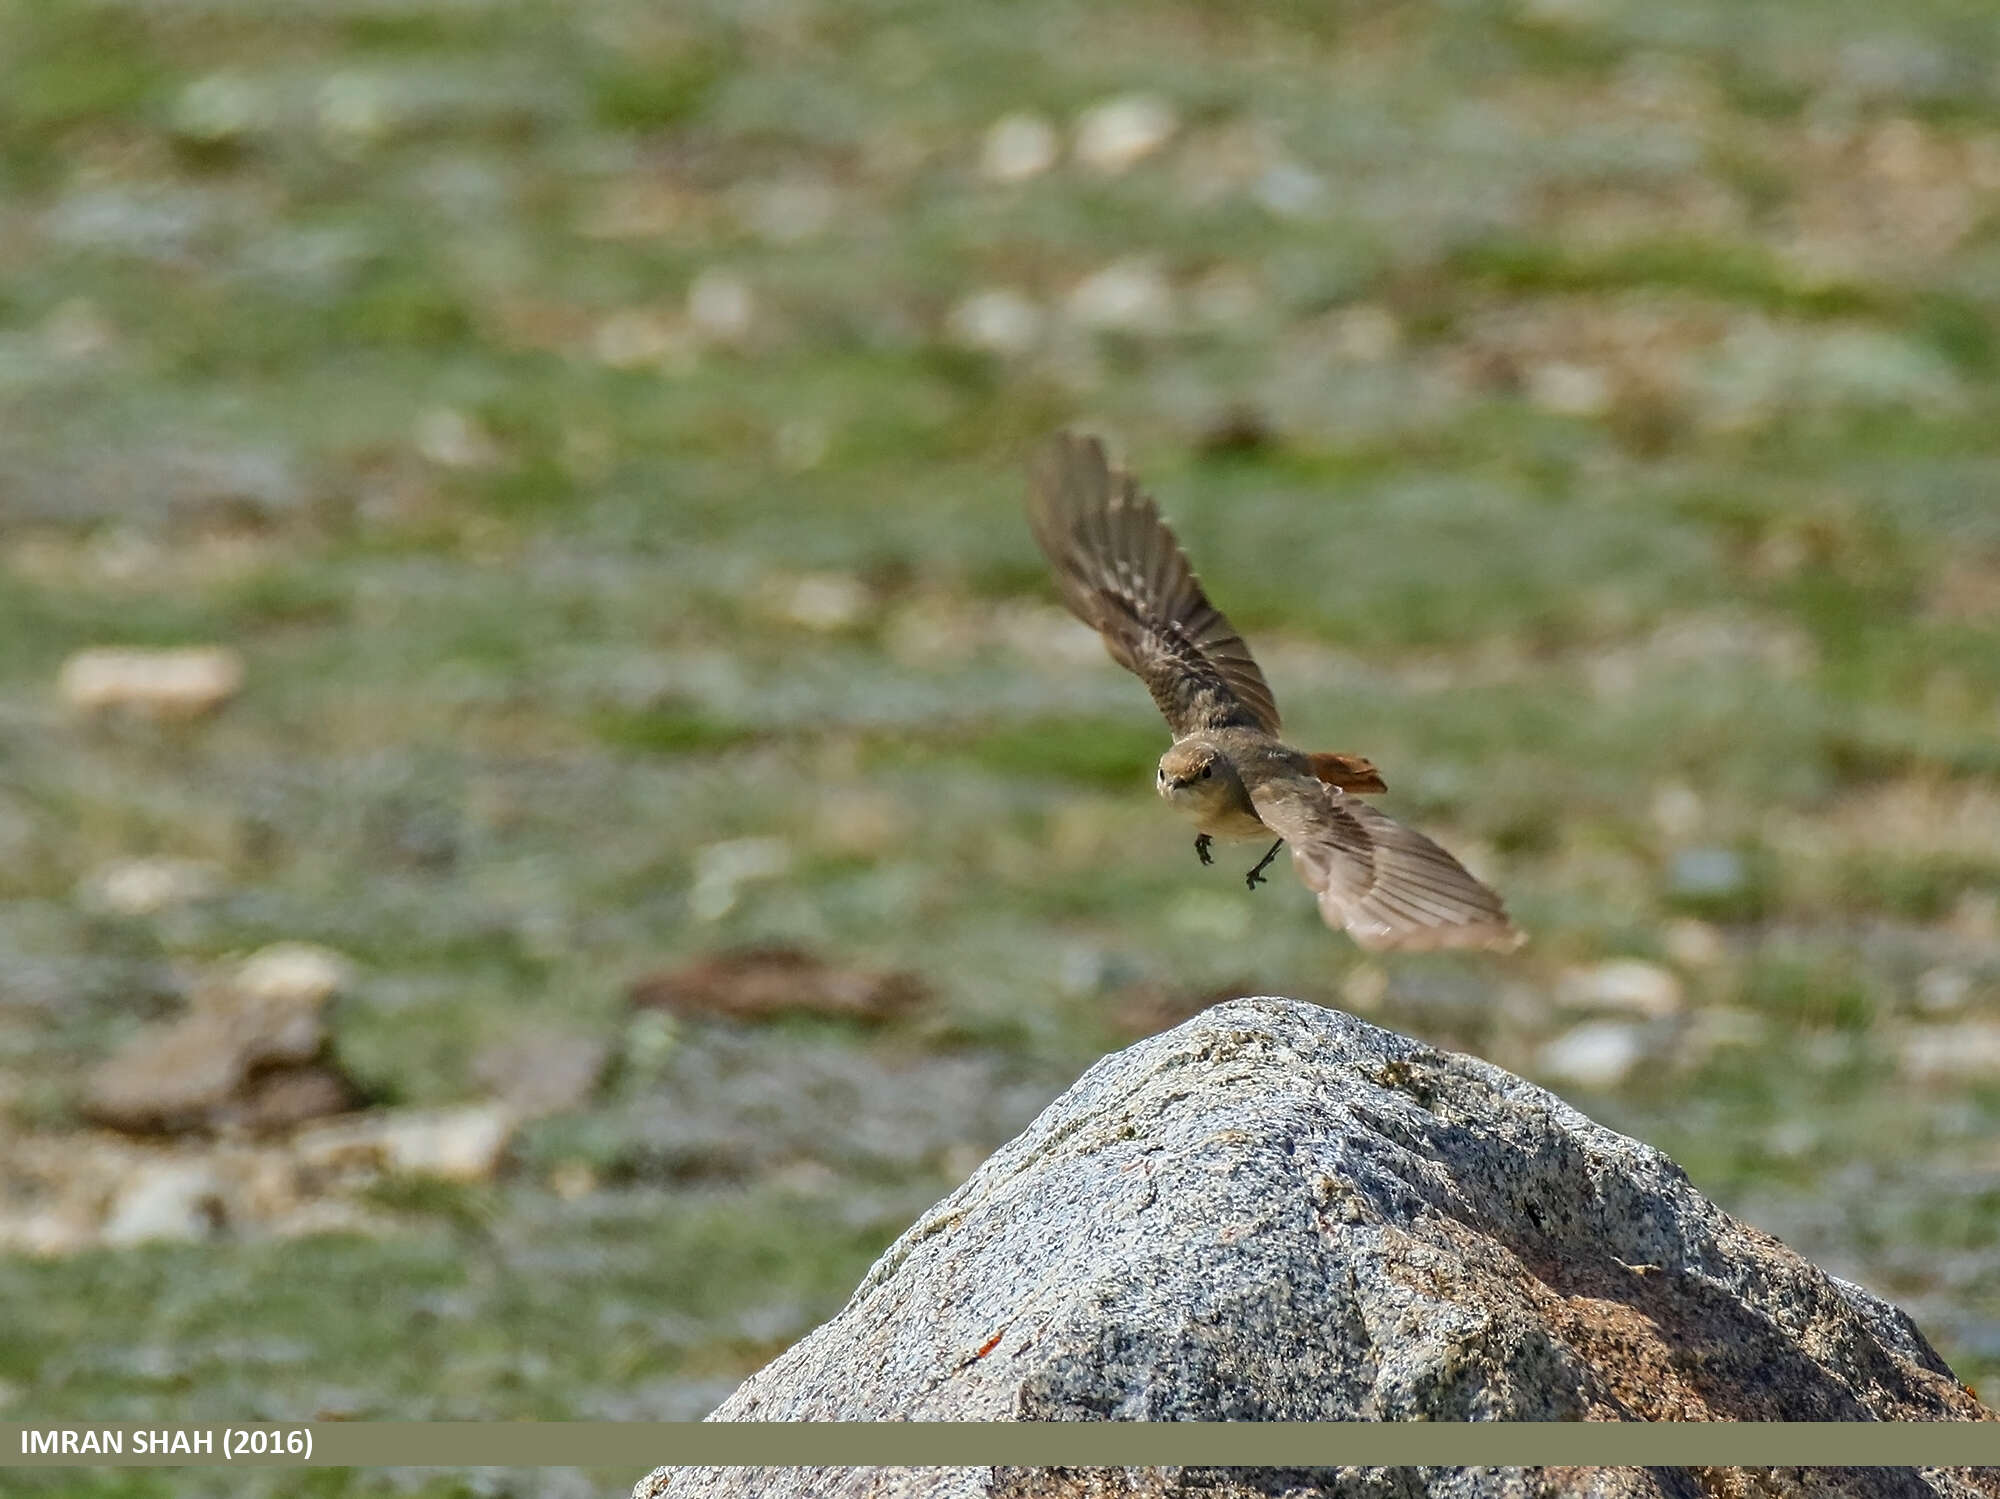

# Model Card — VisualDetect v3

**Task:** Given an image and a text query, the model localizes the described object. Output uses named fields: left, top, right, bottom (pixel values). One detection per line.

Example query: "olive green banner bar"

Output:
left=3, top=1422, right=1996, bottom=1468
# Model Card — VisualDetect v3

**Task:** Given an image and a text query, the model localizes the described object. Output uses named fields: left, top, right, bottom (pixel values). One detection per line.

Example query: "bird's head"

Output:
left=1157, top=741, right=1236, bottom=808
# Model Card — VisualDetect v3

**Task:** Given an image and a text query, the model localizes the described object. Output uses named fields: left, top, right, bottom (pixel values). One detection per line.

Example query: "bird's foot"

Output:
left=1194, top=834, right=1213, bottom=867
left=1244, top=838, right=1284, bottom=890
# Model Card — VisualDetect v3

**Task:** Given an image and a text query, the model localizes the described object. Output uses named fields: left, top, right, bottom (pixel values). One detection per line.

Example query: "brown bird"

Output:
left=1026, top=431, right=1521, bottom=953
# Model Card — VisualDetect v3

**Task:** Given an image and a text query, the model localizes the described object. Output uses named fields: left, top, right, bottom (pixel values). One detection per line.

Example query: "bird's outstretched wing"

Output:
left=1027, top=432, right=1281, bottom=737
left=1248, top=777, right=1521, bottom=952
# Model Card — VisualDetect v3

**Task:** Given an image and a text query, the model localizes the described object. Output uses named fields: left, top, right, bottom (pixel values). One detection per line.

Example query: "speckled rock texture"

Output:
left=635, top=999, right=1996, bottom=1499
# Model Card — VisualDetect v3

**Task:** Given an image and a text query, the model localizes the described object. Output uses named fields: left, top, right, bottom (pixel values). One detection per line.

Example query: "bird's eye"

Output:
left=1198, top=764, right=1212, bottom=779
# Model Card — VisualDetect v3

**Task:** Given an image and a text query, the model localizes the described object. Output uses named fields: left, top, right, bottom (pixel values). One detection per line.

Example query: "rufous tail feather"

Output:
left=1308, top=753, right=1388, bottom=795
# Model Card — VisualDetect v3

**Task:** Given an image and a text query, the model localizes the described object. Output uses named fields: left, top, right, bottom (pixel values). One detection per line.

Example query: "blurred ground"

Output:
left=2, top=0, right=1999, bottom=1493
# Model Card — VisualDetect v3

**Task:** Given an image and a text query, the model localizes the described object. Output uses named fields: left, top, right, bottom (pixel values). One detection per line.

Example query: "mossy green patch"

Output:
left=1742, top=954, right=1877, bottom=1033
left=590, top=707, right=759, bottom=757
left=944, top=717, right=1164, bottom=790
left=590, top=36, right=731, bottom=132
left=1453, top=238, right=1884, bottom=322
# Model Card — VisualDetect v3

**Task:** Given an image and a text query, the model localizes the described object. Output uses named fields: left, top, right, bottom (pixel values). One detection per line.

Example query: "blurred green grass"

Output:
left=2, top=0, right=2000, bottom=1484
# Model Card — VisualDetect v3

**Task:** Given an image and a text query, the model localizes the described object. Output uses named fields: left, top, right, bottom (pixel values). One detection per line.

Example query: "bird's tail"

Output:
left=1308, top=752, right=1388, bottom=795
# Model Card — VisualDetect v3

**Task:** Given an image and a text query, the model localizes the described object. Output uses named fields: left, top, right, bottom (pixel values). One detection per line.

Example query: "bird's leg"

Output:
left=1244, top=838, right=1284, bottom=890
left=1194, top=833, right=1213, bottom=866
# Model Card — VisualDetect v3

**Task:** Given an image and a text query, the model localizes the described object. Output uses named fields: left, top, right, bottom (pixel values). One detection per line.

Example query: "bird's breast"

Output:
left=1159, top=782, right=1269, bottom=840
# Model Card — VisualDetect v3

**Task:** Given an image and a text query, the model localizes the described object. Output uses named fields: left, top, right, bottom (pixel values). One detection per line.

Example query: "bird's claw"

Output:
left=1244, top=837, right=1284, bottom=891
left=1194, top=834, right=1213, bottom=866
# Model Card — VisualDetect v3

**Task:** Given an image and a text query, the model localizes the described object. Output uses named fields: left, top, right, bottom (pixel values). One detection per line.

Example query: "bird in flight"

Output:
left=1026, top=432, right=1520, bottom=953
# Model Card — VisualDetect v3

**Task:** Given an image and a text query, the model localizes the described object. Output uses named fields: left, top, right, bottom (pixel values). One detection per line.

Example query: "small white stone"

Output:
left=591, top=309, right=685, bottom=370
left=1066, top=259, right=1174, bottom=334
left=80, top=858, right=222, bottom=917
left=376, top=1105, right=514, bottom=1181
left=316, top=72, right=392, bottom=150
left=58, top=646, right=245, bottom=719
left=694, top=836, right=793, bottom=886
left=1074, top=94, right=1179, bottom=174
left=946, top=288, right=1044, bottom=356
left=1765, top=1119, right=1818, bottom=1160
left=414, top=407, right=500, bottom=469
left=688, top=270, right=755, bottom=345
left=1253, top=161, right=1325, bottom=220
left=0, top=1209, right=93, bottom=1257
left=1662, top=918, right=1725, bottom=969
left=235, top=942, right=353, bottom=1008
left=1916, top=967, right=1973, bottom=1014
left=981, top=113, right=1059, bottom=183
left=1341, top=964, right=1390, bottom=1015
left=101, top=1162, right=222, bottom=1246
left=1528, top=361, right=1612, bottom=417
left=82, top=528, right=163, bottom=584
left=549, top=1160, right=598, bottom=1201
left=1537, top=1020, right=1648, bottom=1089
left=1559, top=960, right=1683, bottom=1018
left=174, top=73, right=262, bottom=142
left=1902, top=1022, right=2000, bottom=1079
left=690, top=836, right=794, bottom=922
left=782, top=572, right=869, bottom=632
left=1327, top=304, right=1402, bottom=363
left=294, top=1105, right=514, bottom=1182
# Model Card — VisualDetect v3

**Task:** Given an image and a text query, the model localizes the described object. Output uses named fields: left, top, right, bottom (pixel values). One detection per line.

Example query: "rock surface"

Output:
left=637, top=998, right=1995, bottom=1499
left=628, top=946, right=928, bottom=1027
left=0, top=1102, right=521, bottom=1256
left=56, top=644, right=244, bottom=719
left=82, top=942, right=357, bottom=1135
